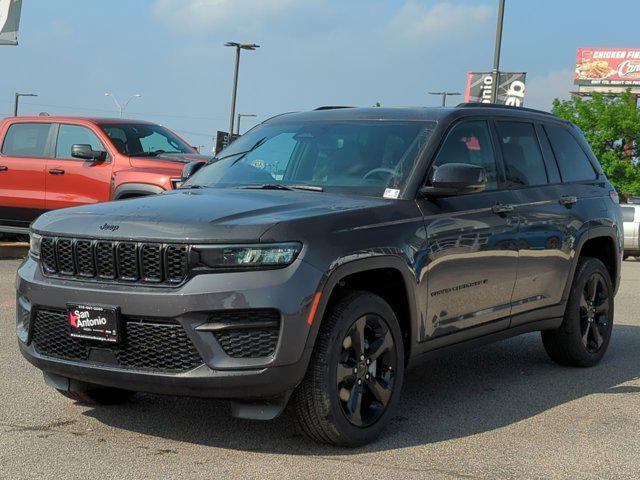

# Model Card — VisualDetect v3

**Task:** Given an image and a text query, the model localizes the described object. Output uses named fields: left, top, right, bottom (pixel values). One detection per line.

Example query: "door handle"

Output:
left=0, top=165, right=7, bottom=172
left=559, top=196, right=577, bottom=207
left=492, top=203, right=514, bottom=214
left=48, top=168, right=65, bottom=175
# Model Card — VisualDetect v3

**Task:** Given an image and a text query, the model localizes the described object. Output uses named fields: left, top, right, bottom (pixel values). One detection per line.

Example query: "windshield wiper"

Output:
left=237, top=184, right=324, bottom=192
left=130, top=151, right=162, bottom=157
left=214, top=137, right=267, bottom=162
left=178, top=184, right=205, bottom=190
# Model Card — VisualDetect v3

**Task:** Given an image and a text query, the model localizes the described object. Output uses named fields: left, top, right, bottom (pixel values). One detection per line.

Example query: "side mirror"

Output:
left=71, top=144, right=107, bottom=162
left=420, top=163, right=486, bottom=197
left=181, top=161, right=205, bottom=182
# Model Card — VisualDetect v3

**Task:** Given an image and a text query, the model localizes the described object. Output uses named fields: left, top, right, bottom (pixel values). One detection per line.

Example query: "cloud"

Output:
left=152, top=0, right=327, bottom=35
left=525, top=69, right=574, bottom=110
left=387, top=2, right=494, bottom=41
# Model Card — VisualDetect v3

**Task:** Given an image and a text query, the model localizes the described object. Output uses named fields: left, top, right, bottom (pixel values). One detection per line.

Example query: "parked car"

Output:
left=17, top=104, right=622, bottom=446
left=622, top=203, right=640, bottom=258
left=0, top=116, right=209, bottom=235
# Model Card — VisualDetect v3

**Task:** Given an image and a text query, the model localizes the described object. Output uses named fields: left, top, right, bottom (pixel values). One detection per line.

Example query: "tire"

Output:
left=541, top=257, right=614, bottom=367
left=292, top=291, right=405, bottom=447
left=56, top=386, right=136, bottom=405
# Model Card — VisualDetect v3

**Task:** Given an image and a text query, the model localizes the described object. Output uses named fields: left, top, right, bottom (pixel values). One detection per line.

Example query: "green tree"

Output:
left=552, top=90, right=640, bottom=197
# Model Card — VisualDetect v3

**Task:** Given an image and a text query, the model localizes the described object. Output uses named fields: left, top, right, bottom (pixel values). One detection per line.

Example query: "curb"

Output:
left=0, top=243, right=28, bottom=260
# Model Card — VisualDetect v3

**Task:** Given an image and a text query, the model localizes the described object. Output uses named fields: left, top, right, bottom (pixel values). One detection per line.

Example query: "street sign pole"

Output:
left=491, top=0, right=506, bottom=104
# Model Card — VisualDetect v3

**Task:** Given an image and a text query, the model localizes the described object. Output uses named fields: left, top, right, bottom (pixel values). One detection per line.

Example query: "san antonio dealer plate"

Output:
left=67, top=304, right=121, bottom=343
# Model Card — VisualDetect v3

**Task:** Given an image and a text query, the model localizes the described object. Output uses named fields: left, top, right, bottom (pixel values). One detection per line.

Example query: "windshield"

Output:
left=99, top=123, right=194, bottom=156
left=184, top=120, right=436, bottom=197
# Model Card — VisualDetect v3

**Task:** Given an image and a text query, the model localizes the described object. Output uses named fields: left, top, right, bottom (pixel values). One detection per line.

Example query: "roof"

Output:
left=2, top=116, right=156, bottom=125
left=267, top=104, right=566, bottom=124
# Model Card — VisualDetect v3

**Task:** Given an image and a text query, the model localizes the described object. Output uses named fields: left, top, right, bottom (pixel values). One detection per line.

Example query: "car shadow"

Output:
left=83, top=324, right=640, bottom=454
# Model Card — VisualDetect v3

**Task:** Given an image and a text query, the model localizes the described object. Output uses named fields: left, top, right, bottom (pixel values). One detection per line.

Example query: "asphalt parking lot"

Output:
left=1, top=255, right=639, bottom=480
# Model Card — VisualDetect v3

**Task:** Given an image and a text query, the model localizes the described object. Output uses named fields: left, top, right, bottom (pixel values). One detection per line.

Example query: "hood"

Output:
left=32, top=188, right=394, bottom=243
left=129, top=153, right=211, bottom=165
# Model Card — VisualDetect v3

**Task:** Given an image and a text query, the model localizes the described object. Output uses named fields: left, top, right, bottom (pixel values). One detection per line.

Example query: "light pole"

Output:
left=13, top=92, right=37, bottom=116
left=428, top=91, right=461, bottom=107
left=491, top=0, right=506, bottom=103
left=104, top=92, right=142, bottom=117
left=236, top=113, right=257, bottom=134
left=225, top=42, right=259, bottom=138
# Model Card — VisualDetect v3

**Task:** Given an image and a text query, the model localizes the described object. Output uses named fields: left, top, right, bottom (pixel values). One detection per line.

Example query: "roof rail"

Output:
left=456, top=102, right=554, bottom=116
left=314, top=106, right=354, bottom=111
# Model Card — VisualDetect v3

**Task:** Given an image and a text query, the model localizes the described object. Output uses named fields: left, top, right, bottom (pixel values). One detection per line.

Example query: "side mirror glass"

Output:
left=420, top=163, right=486, bottom=197
left=71, top=144, right=107, bottom=162
left=181, top=161, right=205, bottom=182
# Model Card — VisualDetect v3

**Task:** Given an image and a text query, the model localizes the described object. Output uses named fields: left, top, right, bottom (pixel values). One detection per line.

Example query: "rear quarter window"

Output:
left=622, top=207, right=636, bottom=223
left=1, top=122, right=51, bottom=158
left=543, top=124, right=597, bottom=182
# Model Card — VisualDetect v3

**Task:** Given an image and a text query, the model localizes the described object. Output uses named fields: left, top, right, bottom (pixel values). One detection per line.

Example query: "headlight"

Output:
left=194, top=243, right=301, bottom=271
left=29, top=232, right=42, bottom=258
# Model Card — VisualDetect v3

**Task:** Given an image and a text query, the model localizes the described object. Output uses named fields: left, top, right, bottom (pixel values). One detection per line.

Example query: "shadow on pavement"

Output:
left=83, top=324, right=640, bottom=454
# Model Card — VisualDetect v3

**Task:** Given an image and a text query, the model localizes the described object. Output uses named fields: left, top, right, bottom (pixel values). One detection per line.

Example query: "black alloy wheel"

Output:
left=336, top=314, right=397, bottom=427
left=579, top=272, right=610, bottom=354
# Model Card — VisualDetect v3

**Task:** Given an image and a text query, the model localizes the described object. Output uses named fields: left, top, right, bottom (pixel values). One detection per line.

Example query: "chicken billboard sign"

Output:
left=575, top=48, right=640, bottom=87
left=464, top=72, right=527, bottom=107
left=0, top=0, right=22, bottom=45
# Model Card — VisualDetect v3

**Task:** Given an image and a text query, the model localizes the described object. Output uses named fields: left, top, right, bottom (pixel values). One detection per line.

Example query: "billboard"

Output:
left=0, top=0, right=22, bottom=45
left=214, top=130, right=240, bottom=154
left=464, top=72, right=527, bottom=107
left=574, top=48, right=640, bottom=87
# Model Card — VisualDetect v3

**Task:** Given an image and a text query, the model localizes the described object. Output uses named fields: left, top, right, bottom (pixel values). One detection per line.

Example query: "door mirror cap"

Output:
left=420, top=163, right=487, bottom=197
left=181, top=161, right=205, bottom=182
left=71, top=144, right=107, bottom=162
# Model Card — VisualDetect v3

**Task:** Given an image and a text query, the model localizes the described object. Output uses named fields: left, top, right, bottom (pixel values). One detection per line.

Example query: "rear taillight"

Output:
left=609, top=190, right=620, bottom=204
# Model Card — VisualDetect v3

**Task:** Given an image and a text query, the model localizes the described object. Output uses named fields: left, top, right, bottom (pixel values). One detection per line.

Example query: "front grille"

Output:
left=39, top=236, right=189, bottom=286
left=210, top=310, right=281, bottom=358
left=31, top=309, right=203, bottom=373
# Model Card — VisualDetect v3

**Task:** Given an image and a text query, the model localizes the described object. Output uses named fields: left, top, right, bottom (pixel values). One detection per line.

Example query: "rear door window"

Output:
left=55, top=124, right=105, bottom=159
left=543, top=124, right=597, bottom=182
left=622, top=207, right=636, bottom=223
left=495, top=121, right=548, bottom=187
left=1, top=123, right=52, bottom=158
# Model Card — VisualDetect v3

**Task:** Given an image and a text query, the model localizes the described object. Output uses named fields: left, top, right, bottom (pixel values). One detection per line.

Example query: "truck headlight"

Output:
left=29, top=232, right=42, bottom=259
left=193, top=243, right=301, bottom=271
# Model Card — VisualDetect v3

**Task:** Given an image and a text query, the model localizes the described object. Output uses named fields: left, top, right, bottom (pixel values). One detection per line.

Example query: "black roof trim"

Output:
left=456, top=102, right=554, bottom=116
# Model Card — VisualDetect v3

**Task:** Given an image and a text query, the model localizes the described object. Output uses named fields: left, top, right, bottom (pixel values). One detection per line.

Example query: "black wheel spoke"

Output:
left=366, top=377, right=392, bottom=406
left=595, top=298, right=609, bottom=315
left=580, top=295, right=589, bottom=312
left=337, top=362, right=355, bottom=385
left=368, top=330, right=393, bottom=362
left=586, top=276, right=599, bottom=303
left=346, top=383, right=364, bottom=424
left=350, top=317, right=366, bottom=357
left=592, top=322, right=604, bottom=347
left=581, top=322, right=591, bottom=347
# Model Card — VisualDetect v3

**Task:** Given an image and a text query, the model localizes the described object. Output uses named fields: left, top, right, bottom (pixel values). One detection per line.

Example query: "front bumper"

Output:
left=16, top=256, right=323, bottom=399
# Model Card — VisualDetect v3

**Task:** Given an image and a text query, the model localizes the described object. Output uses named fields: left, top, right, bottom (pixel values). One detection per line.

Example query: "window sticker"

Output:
left=383, top=188, right=400, bottom=199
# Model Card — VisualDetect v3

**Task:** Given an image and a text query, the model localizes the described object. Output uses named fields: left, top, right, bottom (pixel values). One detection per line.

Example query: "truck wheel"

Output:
left=56, top=386, right=136, bottom=405
left=542, top=257, right=614, bottom=367
left=293, top=291, right=404, bottom=447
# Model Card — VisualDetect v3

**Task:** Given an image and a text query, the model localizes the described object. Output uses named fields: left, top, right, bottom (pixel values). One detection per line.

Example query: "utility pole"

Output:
left=13, top=92, right=37, bottom=116
left=491, top=0, right=506, bottom=103
left=225, top=42, right=259, bottom=139
left=236, top=113, right=257, bottom=134
left=428, top=91, right=461, bottom=107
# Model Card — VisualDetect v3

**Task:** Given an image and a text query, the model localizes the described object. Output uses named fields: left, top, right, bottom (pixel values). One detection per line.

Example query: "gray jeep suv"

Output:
left=17, top=105, right=622, bottom=446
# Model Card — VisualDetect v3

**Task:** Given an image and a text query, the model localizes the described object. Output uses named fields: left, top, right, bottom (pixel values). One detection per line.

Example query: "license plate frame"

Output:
left=67, top=303, right=121, bottom=344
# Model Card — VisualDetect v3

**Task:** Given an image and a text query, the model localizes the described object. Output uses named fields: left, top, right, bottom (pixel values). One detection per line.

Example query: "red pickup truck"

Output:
left=0, top=116, right=209, bottom=235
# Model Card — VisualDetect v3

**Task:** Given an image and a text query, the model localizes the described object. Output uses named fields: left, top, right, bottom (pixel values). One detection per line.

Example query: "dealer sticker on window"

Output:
left=383, top=188, right=400, bottom=199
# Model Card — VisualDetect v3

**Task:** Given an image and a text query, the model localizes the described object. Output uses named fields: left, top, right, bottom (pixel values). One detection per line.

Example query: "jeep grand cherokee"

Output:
left=17, top=105, right=622, bottom=446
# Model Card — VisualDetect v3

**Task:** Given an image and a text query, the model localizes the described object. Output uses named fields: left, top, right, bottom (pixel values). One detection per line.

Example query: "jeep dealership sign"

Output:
left=575, top=48, right=640, bottom=87
left=464, top=72, right=527, bottom=107
left=0, top=0, right=22, bottom=45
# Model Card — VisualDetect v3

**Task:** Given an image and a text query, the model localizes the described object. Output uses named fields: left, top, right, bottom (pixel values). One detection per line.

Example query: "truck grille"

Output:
left=210, top=310, right=281, bottom=358
left=40, top=237, right=189, bottom=285
left=31, top=308, right=203, bottom=373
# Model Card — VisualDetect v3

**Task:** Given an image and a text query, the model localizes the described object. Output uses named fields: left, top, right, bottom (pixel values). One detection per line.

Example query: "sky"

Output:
left=1, top=0, right=639, bottom=152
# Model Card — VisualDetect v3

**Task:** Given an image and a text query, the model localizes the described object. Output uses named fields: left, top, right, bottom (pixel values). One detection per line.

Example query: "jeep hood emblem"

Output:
left=99, top=223, right=120, bottom=232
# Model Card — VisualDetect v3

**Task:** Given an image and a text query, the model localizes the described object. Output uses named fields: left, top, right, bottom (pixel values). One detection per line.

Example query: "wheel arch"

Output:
left=307, top=256, right=419, bottom=362
left=113, top=183, right=165, bottom=200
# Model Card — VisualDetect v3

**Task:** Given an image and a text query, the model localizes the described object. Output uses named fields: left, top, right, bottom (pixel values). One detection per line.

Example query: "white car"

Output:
left=622, top=204, right=640, bottom=259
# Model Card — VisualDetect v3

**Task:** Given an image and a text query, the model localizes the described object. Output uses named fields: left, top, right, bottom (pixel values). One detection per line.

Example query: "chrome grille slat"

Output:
left=39, top=237, right=189, bottom=286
